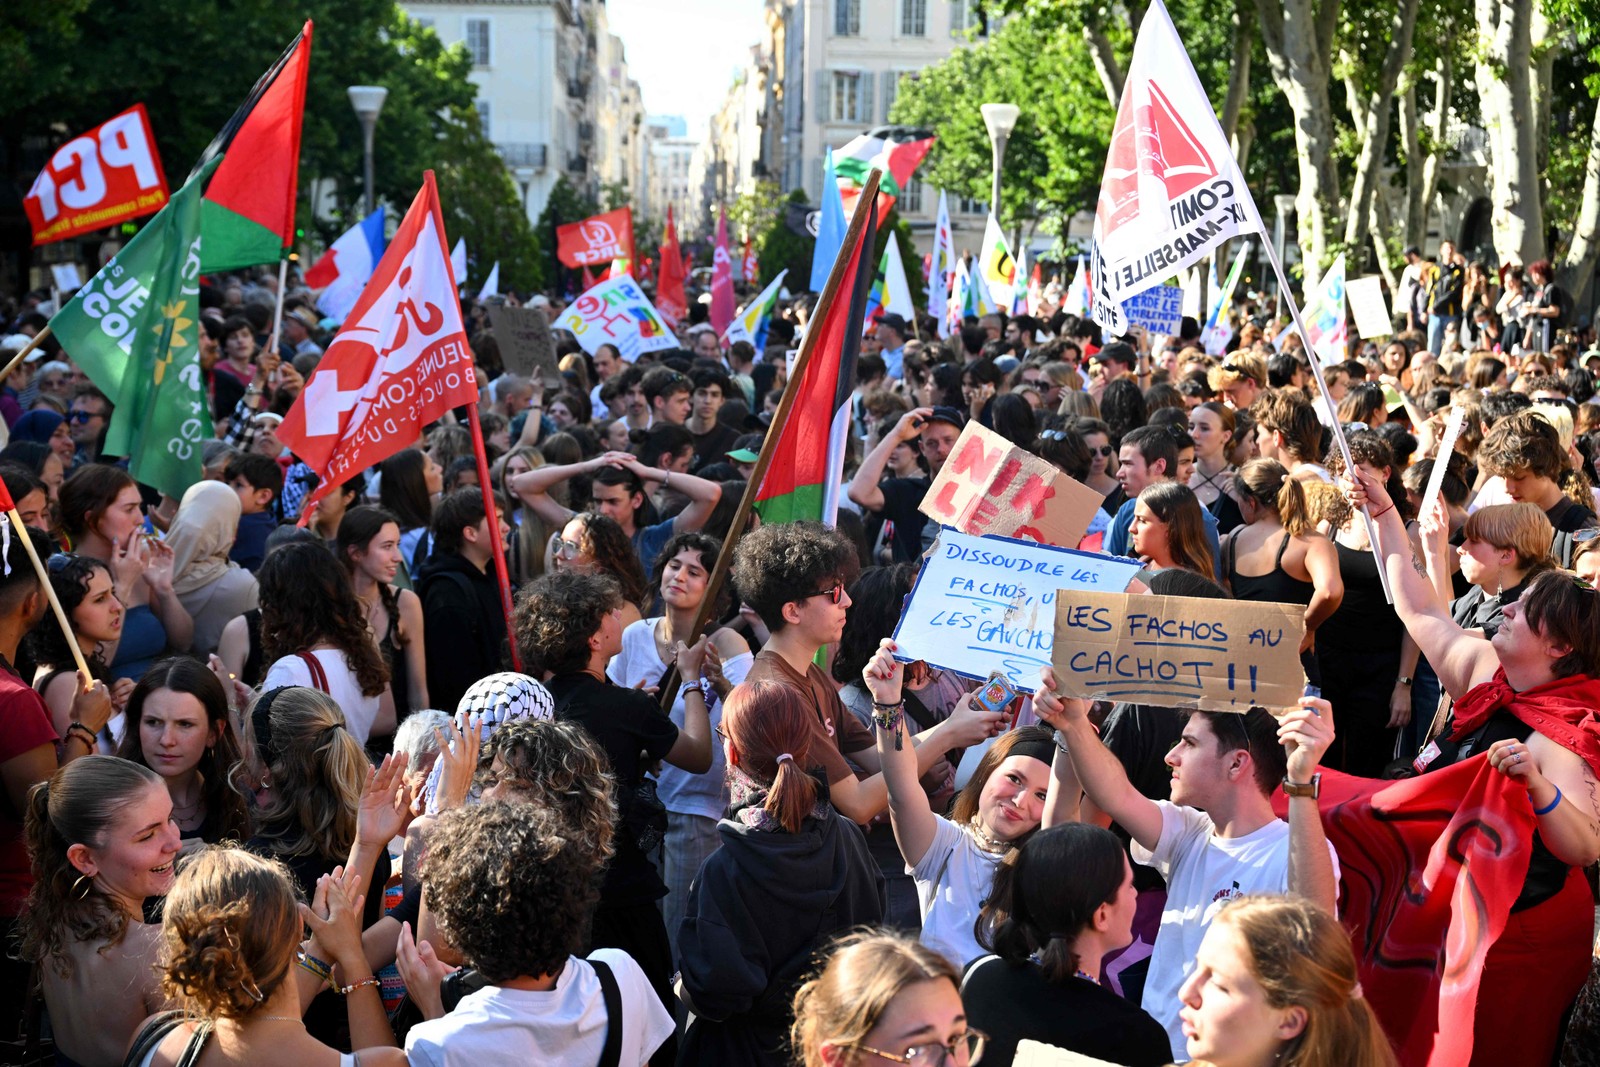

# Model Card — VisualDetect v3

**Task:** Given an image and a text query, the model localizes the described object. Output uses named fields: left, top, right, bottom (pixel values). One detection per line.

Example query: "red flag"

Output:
left=1274, top=758, right=1535, bottom=1067
left=656, top=206, right=687, bottom=327
left=556, top=207, right=633, bottom=267
left=710, top=209, right=735, bottom=340
left=581, top=265, right=597, bottom=291
left=0, top=473, right=14, bottom=513
left=26, top=104, right=170, bottom=246
left=741, top=237, right=759, bottom=283
left=278, top=171, right=477, bottom=517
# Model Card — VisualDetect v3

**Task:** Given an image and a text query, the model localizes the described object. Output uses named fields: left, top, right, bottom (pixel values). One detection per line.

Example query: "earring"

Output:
left=71, top=874, right=93, bottom=900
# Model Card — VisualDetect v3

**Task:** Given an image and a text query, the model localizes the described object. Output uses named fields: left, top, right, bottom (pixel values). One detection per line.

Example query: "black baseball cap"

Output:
left=878, top=312, right=910, bottom=337
left=925, top=406, right=966, bottom=430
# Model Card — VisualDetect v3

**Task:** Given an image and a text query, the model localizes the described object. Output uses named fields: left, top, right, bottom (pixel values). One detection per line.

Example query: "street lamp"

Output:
left=348, top=85, right=389, bottom=216
left=980, top=102, right=1021, bottom=220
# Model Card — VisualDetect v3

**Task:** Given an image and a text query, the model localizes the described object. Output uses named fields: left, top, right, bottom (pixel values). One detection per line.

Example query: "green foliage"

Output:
left=757, top=189, right=814, bottom=287
left=533, top=176, right=600, bottom=292
left=730, top=180, right=783, bottom=245
left=435, top=106, right=542, bottom=294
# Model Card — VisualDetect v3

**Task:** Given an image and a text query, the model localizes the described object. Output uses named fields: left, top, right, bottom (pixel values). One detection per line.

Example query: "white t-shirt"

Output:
left=606, top=619, right=751, bottom=820
left=261, top=649, right=382, bottom=743
left=910, top=814, right=1003, bottom=969
left=1133, top=801, right=1339, bottom=1062
left=405, top=949, right=673, bottom=1067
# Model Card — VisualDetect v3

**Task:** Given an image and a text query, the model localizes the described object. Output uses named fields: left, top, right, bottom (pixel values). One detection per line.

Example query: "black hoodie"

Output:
left=677, top=798, right=885, bottom=1066
left=414, top=550, right=508, bottom=713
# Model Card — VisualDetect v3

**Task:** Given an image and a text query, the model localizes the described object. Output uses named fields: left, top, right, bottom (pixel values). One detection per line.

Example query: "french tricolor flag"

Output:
left=303, top=207, right=386, bottom=324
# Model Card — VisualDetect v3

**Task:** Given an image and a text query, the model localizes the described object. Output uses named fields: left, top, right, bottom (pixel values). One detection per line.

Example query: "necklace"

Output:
left=255, top=1016, right=303, bottom=1025
left=966, top=815, right=1010, bottom=854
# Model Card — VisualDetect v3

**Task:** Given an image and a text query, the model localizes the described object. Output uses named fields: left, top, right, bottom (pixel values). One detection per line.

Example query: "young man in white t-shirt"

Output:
left=1036, top=670, right=1339, bottom=1063
left=405, top=801, right=674, bottom=1066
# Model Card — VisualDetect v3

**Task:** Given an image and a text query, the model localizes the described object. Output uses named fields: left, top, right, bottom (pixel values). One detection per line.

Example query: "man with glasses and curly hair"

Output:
left=733, top=522, right=1001, bottom=826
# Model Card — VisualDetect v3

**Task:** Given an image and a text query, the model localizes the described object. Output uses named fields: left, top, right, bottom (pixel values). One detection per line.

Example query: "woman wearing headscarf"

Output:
left=165, top=480, right=260, bottom=657
left=11, top=409, right=75, bottom=468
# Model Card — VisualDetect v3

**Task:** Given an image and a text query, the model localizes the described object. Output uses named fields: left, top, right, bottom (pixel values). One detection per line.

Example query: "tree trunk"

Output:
left=1234, top=118, right=1255, bottom=175
left=1253, top=0, right=1342, bottom=290
left=1398, top=79, right=1424, bottom=247
left=1417, top=53, right=1449, bottom=247
left=1370, top=191, right=1400, bottom=291
left=1474, top=0, right=1544, bottom=265
left=1221, top=0, right=1253, bottom=149
left=1343, top=0, right=1421, bottom=253
left=1082, top=10, right=1124, bottom=111
left=1558, top=94, right=1600, bottom=300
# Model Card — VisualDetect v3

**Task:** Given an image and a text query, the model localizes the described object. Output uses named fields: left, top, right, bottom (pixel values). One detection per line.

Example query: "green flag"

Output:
left=50, top=159, right=219, bottom=500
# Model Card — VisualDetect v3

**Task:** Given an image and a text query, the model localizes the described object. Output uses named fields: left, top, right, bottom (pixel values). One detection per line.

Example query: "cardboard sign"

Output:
left=555, top=274, right=676, bottom=362
left=919, top=421, right=1104, bottom=548
left=892, top=530, right=1142, bottom=692
left=488, top=304, right=560, bottom=388
left=1416, top=406, right=1466, bottom=524
left=1121, top=284, right=1184, bottom=334
left=1014, top=1041, right=1127, bottom=1067
left=26, top=104, right=170, bottom=245
left=50, top=263, right=83, bottom=292
left=1052, top=590, right=1306, bottom=711
left=1347, top=275, right=1394, bottom=339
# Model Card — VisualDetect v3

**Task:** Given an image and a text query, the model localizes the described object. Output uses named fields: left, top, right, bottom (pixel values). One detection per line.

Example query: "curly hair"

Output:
left=790, top=929, right=961, bottom=1067
left=832, top=564, right=917, bottom=684
left=481, top=717, right=618, bottom=867
left=115, top=658, right=251, bottom=844
left=731, top=521, right=858, bottom=632
left=17, top=756, right=163, bottom=975
left=237, top=686, right=369, bottom=860
left=421, top=801, right=605, bottom=983
left=649, top=531, right=727, bottom=617
left=58, top=463, right=136, bottom=544
left=564, top=511, right=650, bottom=608
left=1322, top=432, right=1409, bottom=531
left=24, top=553, right=111, bottom=679
left=258, top=541, right=389, bottom=698
left=514, top=571, right=622, bottom=675
left=1479, top=409, right=1572, bottom=485
left=160, top=847, right=301, bottom=1018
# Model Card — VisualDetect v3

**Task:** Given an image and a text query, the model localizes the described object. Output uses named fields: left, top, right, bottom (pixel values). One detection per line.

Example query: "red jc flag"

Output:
left=278, top=171, right=477, bottom=519
left=556, top=207, right=634, bottom=268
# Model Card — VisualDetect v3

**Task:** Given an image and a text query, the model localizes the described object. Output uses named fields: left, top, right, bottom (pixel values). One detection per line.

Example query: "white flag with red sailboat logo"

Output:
left=278, top=170, right=477, bottom=518
left=1088, top=0, right=1263, bottom=334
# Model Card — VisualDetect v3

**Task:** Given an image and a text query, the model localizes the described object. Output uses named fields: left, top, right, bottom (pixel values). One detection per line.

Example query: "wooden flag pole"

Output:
left=463, top=387, right=523, bottom=673
left=6, top=512, right=94, bottom=687
left=656, top=169, right=884, bottom=710
left=0, top=326, right=54, bottom=385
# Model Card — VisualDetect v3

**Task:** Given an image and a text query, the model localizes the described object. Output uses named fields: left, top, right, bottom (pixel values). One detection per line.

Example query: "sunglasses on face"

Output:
left=801, top=582, right=845, bottom=605
left=1091, top=445, right=1115, bottom=457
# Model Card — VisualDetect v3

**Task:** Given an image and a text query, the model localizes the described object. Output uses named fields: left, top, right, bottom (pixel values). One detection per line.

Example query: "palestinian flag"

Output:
left=193, top=22, right=312, bottom=271
left=754, top=198, right=878, bottom=526
left=834, top=126, right=934, bottom=218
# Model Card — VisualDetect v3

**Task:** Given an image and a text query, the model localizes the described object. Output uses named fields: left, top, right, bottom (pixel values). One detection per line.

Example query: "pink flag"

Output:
left=710, top=208, right=736, bottom=342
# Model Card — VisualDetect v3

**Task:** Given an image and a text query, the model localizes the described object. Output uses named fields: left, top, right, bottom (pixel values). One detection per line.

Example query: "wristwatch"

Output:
left=1396, top=676, right=1414, bottom=687
left=1281, top=774, right=1321, bottom=799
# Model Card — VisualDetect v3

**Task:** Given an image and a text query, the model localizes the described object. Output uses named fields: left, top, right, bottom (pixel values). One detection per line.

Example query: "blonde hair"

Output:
left=790, top=929, right=960, bottom=1067
left=1215, top=897, right=1398, bottom=1067
left=1461, top=502, right=1557, bottom=573
left=1208, top=352, right=1266, bottom=391
left=161, top=848, right=302, bottom=1018
left=236, top=687, right=368, bottom=860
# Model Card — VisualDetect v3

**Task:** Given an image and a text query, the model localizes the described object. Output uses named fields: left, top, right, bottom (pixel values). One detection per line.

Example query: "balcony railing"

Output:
left=497, top=142, right=548, bottom=168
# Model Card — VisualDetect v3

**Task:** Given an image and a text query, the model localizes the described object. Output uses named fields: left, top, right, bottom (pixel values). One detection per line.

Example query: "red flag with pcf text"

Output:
left=278, top=171, right=476, bottom=518
left=556, top=207, right=634, bottom=267
left=25, top=104, right=170, bottom=245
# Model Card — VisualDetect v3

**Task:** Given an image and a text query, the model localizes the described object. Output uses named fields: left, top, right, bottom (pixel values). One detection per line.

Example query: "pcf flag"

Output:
left=556, top=207, right=634, bottom=268
left=194, top=22, right=312, bottom=271
left=277, top=171, right=478, bottom=514
left=1087, top=0, right=1261, bottom=332
left=303, top=206, right=386, bottom=323
left=50, top=159, right=220, bottom=500
left=26, top=104, right=170, bottom=246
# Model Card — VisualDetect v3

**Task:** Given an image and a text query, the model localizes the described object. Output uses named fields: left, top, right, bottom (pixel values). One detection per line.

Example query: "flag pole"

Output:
left=1257, top=238, right=1394, bottom=603
left=656, top=169, right=884, bottom=710
left=463, top=382, right=522, bottom=672
left=265, top=257, right=289, bottom=359
left=0, top=326, right=53, bottom=384
left=7, top=514, right=94, bottom=687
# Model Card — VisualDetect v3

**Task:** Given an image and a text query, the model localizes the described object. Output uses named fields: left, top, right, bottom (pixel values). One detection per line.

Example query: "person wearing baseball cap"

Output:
left=281, top=306, right=324, bottom=358
left=876, top=313, right=911, bottom=380
left=847, top=405, right=966, bottom=561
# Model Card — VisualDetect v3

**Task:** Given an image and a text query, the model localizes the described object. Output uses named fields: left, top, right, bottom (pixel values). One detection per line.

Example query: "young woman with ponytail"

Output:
left=675, top=680, right=884, bottom=1066
left=1179, top=895, right=1397, bottom=1067
left=1222, top=459, right=1345, bottom=674
left=125, top=847, right=406, bottom=1067
left=963, top=823, right=1168, bottom=1067
left=17, top=755, right=180, bottom=1066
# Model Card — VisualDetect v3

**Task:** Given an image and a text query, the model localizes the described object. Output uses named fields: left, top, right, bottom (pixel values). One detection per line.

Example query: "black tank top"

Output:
left=1316, top=537, right=1405, bottom=651
left=1227, top=531, right=1316, bottom=606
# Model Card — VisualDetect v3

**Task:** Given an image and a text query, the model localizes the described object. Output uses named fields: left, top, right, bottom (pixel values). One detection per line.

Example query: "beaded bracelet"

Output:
left=66, top=722, right=98, bottom=748
left=871, top=700, right=905, bottom=750
left=336, top=975, right=380, bottom=996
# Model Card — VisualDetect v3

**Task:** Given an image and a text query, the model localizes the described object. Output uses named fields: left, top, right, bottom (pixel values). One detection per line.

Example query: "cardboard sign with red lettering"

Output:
left=556, top=207, right=634, bottom=267
left=26, top=104, right=170, bottom=245
left=918, top=421, right=1103, bottom=547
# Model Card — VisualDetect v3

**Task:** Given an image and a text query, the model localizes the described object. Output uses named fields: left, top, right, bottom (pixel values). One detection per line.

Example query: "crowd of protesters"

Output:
left=0, top=249, right=1596, bottom=1067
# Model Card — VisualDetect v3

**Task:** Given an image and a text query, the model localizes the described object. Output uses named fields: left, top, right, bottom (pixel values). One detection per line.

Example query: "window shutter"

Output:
left=815, top=69, right=832, bottom=127
left=950, top=0, right=966, bottom=37
left=860, top=71, right=876, bottom=124
left=883, top=71, right=899, bottom=121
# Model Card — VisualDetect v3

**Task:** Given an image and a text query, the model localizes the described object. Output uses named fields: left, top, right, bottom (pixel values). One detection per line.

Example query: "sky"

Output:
left=606, top=0, right=767, bottom=141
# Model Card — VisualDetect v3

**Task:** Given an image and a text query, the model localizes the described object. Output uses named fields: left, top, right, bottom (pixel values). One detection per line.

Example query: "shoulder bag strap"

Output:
left=959, top=954, right=1002, bottom=996
left=120, top=1010, right=186, bottom=1067
left=589, top=958, right=624, bottom=1067
left=296, top=651, right=331, bottom=694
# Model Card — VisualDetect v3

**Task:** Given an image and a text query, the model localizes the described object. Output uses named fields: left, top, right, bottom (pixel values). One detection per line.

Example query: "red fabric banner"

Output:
left=25, top=104, right=170, bottom=245
left=556, top=207, right=634, bottom=267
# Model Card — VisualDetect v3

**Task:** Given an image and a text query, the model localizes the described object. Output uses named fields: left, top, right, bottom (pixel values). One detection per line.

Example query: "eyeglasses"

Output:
left=68, top=409, right=101, bottom=422
left=555, top=539, right=584, bottom=557
left=1574, top=527, right=1600, bottom=544
left=1038, top=430, right=1069, bottom=442
left=1091, top=445, right=1115, bottom=457
left=801, top=582, right=845, bottom=605
left=839, top=1029, right=987, bottom=1066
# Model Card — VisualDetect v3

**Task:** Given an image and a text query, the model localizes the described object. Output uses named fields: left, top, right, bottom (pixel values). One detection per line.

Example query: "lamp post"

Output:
left=348, top=85, right=389, bottom=216
left=980, top=102, right=1021, bottom=221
